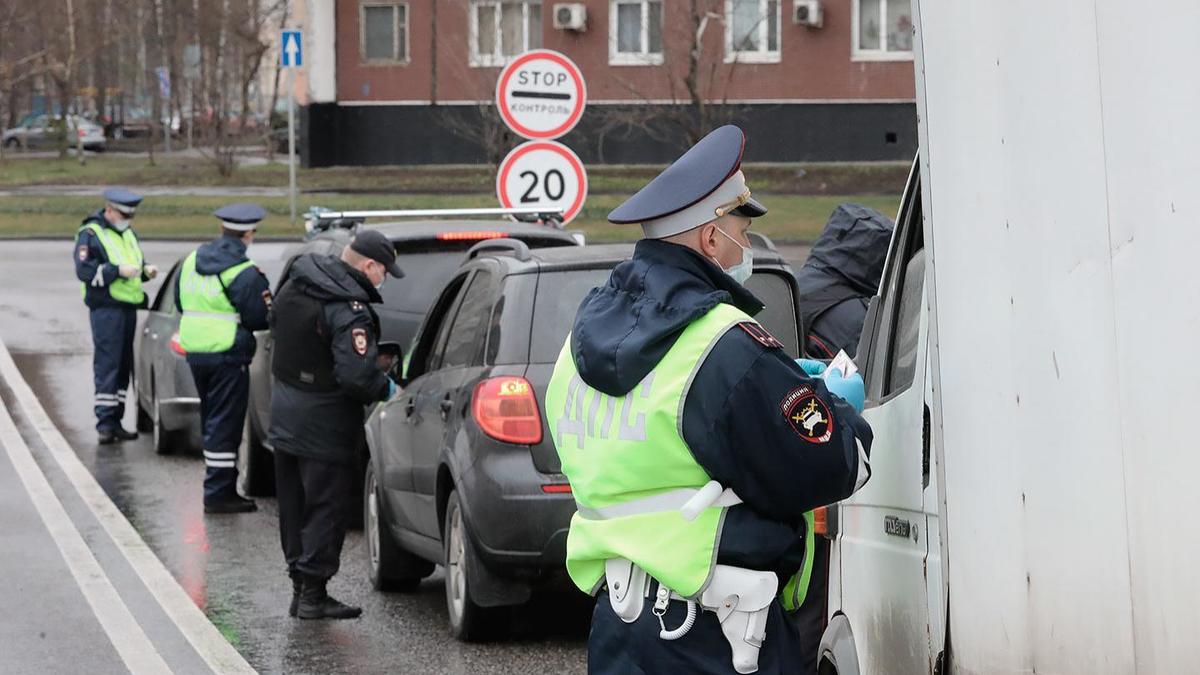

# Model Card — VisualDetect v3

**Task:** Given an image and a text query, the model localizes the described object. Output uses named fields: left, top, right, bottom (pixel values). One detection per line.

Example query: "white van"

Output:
left=818, top=0, right=1200, bottom=672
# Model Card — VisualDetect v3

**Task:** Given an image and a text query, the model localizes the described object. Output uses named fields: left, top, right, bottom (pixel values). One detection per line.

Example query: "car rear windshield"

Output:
left=381, top=238, right=571, bottom=314
left=529, top=269, right=612, bottom=362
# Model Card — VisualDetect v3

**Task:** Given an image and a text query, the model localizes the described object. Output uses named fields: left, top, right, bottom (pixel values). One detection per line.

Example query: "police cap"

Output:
left=103, top=187, right=144, bottom=215
left=607, top=125, right=767, bottom=239
left=214, top=203, right=267, bottom=231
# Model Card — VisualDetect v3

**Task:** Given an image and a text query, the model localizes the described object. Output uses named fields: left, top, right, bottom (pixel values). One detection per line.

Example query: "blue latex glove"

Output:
left=824, top=368, right=865, bottom=413
left=795, top=358, right=827, bottom=377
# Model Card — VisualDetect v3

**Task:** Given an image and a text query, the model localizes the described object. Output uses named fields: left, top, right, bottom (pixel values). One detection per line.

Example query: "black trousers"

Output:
left=188, top=360, right=249, bottom=503
left=89, top=306, right=137, bottom=432
left=275, top=449, right=352, bottom=580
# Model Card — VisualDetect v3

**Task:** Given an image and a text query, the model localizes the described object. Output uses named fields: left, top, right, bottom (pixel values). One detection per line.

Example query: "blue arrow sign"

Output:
left=281, top=29, right=302, bottom=67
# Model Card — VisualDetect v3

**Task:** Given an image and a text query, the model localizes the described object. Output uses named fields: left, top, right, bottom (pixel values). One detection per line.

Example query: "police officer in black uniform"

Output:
left=268, top=229, right=402, bottom=620
left=74, top=188, right=159, bottom=444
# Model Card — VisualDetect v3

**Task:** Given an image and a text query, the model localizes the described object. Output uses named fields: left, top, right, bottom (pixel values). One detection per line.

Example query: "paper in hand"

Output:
left=824, top=350, right=859, bottom=380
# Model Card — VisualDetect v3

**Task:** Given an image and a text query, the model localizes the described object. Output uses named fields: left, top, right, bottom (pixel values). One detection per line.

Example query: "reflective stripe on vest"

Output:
left=547, top=303, right=751, bottom=599
left=79, top=223, right=145, bottom=305
left=177, top=251, right=254, bottom=353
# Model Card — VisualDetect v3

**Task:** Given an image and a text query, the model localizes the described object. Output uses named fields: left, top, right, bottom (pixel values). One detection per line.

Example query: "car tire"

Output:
left=241, top=415, right=276, bottom=496
left=3, top=138, right=18, bottom=149
left=151, top=384, right=179, bottom=455
left=365, top=462, right=433, bottom=592
left=136, top=397, right=154, bottom=433
left=444, top=489, right=504, bottom=641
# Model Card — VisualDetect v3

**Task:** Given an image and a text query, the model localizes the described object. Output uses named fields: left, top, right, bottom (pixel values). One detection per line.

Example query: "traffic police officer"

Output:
left=546, top=126, right=873, bottom=674
left=175, top=204, right=272, bottom=514
left=74, top=188, right=159, bottom=444
left=268, top=229, right=402, bottom=620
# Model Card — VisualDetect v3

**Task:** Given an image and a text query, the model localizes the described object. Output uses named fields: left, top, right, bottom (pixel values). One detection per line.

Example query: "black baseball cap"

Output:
left=349, top=230, right=404, bottom=278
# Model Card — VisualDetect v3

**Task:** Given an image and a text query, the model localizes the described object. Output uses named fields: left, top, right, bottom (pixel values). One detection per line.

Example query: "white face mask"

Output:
left=111, top=218, right=130, bottom=232
left=713, top=226, right=753, bottom=285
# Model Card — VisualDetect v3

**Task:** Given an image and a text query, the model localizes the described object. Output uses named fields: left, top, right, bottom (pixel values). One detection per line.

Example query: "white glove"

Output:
left=118, top=264, right=140, bottom=279
left=143, top=264, right=159, bottom=280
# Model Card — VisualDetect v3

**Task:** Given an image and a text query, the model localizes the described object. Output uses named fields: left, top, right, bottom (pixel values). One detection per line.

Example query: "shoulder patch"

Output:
left=77, top=245, right=89, bottom=262
left=349, top=300, right=366, bottom=313
left=781, top=385, right=835, bottom=444
left=351, top=327, right=369, bottom=355
left=738, top=322, right=784, bottom=349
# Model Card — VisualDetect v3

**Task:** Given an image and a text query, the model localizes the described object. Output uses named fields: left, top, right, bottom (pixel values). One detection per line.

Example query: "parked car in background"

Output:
left=3, top=114, right=106, bottom=151
left=362, top=235, right=806, bottom=640
left=113, top=107, right=181, bottom=139
left=134, top=246, right=289, bottom=453
left=237, top=215, right=583, bottom=508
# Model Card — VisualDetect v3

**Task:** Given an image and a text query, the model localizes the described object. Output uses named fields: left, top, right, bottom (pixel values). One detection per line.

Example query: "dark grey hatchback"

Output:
left=364, top=235, right=806, bottom=640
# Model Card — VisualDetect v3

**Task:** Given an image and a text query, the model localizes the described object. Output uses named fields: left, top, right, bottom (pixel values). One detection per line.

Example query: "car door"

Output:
left=139, top=262, right=182, bottom=404
left=831, top=164, right=933, bottom=674
left=374, top=272, right=470, bottom=535
left=410, top=266, right=498, bottom=537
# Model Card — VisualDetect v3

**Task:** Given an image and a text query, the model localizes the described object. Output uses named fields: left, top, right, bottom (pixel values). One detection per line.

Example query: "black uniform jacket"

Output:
left=570, top=239, right=874, bottom=674
left=268, top=253, right=390, bottom=464
left=73, top=210, right=150, bottom=310
left=174, top=235, right=272, bottom=365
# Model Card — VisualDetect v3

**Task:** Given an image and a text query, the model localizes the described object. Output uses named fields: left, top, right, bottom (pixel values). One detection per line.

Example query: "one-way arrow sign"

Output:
left=281, top=29, right=302, bottom=67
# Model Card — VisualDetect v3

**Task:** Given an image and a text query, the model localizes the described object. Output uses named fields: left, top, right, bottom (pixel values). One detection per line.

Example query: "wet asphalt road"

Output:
left=0, top=239, right=809, bottom=674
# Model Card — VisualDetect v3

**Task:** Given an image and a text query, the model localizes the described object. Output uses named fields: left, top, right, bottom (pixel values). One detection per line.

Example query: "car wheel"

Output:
left=365, top=462, right=433, bottom=592
left=241, top=415, right=276, bottom=496
left=151, top=385, right=178, bottom=455
left=136, top=393, right=154, bottom=433
left=3, top=138, right=18, bottom=149
left=444, top=489, right=504, bottom=641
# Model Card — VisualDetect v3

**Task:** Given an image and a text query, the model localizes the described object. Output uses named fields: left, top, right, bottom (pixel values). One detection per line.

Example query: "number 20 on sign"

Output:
left=496, top=140, right=589, bottom=226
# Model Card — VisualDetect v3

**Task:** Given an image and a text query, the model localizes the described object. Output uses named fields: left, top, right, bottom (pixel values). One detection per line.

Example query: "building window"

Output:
left=609, top=0, right=663, bottom=66
left=360, top=3, right=408, bottom=63
left=853, top=0, right=913, bottom=61
left=470, top=1, right=543, bottom=67
left=725, top=0, right=780, bottom=64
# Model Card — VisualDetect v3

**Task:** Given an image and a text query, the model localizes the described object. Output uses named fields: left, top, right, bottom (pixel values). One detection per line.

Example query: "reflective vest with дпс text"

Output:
left=78, top=222, right=145, bottom=305
left=177, top=251, right=254, bottom=353
left=547, top=303, right=813, bottom=606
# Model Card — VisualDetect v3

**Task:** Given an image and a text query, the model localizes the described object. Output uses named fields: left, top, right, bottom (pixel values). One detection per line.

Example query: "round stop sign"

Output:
left=496, top=141, right=589, bottom=225
left=495, top=50, right=587, bottom=140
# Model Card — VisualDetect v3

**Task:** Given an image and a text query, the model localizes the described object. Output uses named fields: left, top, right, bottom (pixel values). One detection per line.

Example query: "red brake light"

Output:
left=437, top=231, right=506, bottom=241
left=472, top=376, right=542, bottom=445
left=169, top=332, right=187, bottom=356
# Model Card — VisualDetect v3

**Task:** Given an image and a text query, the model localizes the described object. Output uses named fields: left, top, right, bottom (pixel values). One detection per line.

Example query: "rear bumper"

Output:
left=457, top=447, right=575, bottom=572
left=159, top=396, right=200, bottom=434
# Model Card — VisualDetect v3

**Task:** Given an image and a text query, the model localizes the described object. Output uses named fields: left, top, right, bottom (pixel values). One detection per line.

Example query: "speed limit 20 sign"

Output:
left=495, top=50, right=587, bottom=140
left=496, top=141, right=589, bottom=225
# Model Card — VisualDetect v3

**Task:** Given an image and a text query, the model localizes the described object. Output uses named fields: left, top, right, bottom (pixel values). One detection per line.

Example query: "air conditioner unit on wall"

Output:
left=793, top=0, right=823, bottom=28
left=553, top=3, right=587, bottom=32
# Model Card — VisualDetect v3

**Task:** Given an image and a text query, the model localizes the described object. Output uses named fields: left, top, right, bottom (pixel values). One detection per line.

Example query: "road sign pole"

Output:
left=287, top=66, right=297, bottom=226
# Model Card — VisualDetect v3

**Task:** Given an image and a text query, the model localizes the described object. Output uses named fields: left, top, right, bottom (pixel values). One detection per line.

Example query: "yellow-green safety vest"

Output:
left=79, top=222, right=145, bottom=305
left=546, top=302, right=815, bottom=608
left=177, top=250, right=254, bottom=354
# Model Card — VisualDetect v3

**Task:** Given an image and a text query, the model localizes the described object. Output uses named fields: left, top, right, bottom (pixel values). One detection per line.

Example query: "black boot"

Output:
left=204, top=495, right=258, bottom=514
left=113, top=427, right=138, bottom=441
left=98, top=429, right=118, bottom=445
left=297, top=576, right=362, bottom=620
left=288, top=573, right=303, bottom=618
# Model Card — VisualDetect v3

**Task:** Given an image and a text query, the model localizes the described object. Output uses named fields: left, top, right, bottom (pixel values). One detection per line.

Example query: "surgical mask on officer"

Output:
left=711, top=224, right=754, bottom=286
left=111, top=217, right=131, bottom=232
left=368, top=260, right=387, bottom=291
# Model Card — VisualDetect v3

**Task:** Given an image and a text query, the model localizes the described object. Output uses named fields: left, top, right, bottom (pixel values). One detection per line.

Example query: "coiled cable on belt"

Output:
left=652, top=585, right=697, bottom=641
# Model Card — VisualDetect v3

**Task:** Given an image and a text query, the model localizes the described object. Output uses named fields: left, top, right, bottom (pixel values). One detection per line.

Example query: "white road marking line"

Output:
left=0, top=394, right=171, bottom=674
left=0, top=339, right=256, bottom=675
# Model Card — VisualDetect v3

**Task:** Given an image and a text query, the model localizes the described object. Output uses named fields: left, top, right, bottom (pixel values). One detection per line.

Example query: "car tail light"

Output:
left=77, top=128, right=86, bottom=138
left=169, top=332, right=187, bottom=356
left=472, top=376, right=542, bottom=445
left=813, top=506, right=828, bottom=536
left=437, top=231, right=506, bottom=241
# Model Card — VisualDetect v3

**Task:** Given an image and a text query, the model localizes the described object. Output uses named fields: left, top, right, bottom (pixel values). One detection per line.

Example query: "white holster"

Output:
left=605, top=559, right=778, bottom=674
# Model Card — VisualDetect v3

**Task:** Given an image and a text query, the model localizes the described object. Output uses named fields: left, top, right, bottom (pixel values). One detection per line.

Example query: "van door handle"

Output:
left=922, top=403, right=931, bottom=489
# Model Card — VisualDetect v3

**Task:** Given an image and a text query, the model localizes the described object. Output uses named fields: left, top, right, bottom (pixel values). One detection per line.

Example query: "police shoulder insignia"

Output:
left=738, top=322, right=784, bottom=349
left=781, top=386, right=835, bottom=444
left=349, top=300, right=365, bottom=313
left=77, top=245, right=89, bottom=262
left=351, top=327, right=369, bottom=355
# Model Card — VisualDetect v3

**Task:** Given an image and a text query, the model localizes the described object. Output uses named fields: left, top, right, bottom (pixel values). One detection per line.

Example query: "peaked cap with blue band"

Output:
left=214, top=203, right=267, bottom=231
left=103, top=187, right=144, bottom=215
left=607, top=125, right=767, bottom=239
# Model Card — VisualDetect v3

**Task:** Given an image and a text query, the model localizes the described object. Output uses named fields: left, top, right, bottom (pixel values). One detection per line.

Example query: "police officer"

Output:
left=176, top=204, right=272, bottom=514
left=268, top=229, right=401, bottom=620
left=74, top=188, right=159, bottom=444
left=546, top=126, right=873, bottom=674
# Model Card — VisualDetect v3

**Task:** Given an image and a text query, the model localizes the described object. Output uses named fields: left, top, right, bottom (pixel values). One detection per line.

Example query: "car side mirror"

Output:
left=377, top=341, right=404, bottom=382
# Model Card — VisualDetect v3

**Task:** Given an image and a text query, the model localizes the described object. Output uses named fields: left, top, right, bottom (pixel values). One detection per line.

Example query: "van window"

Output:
left=886, top=249, right=925, bottom=395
